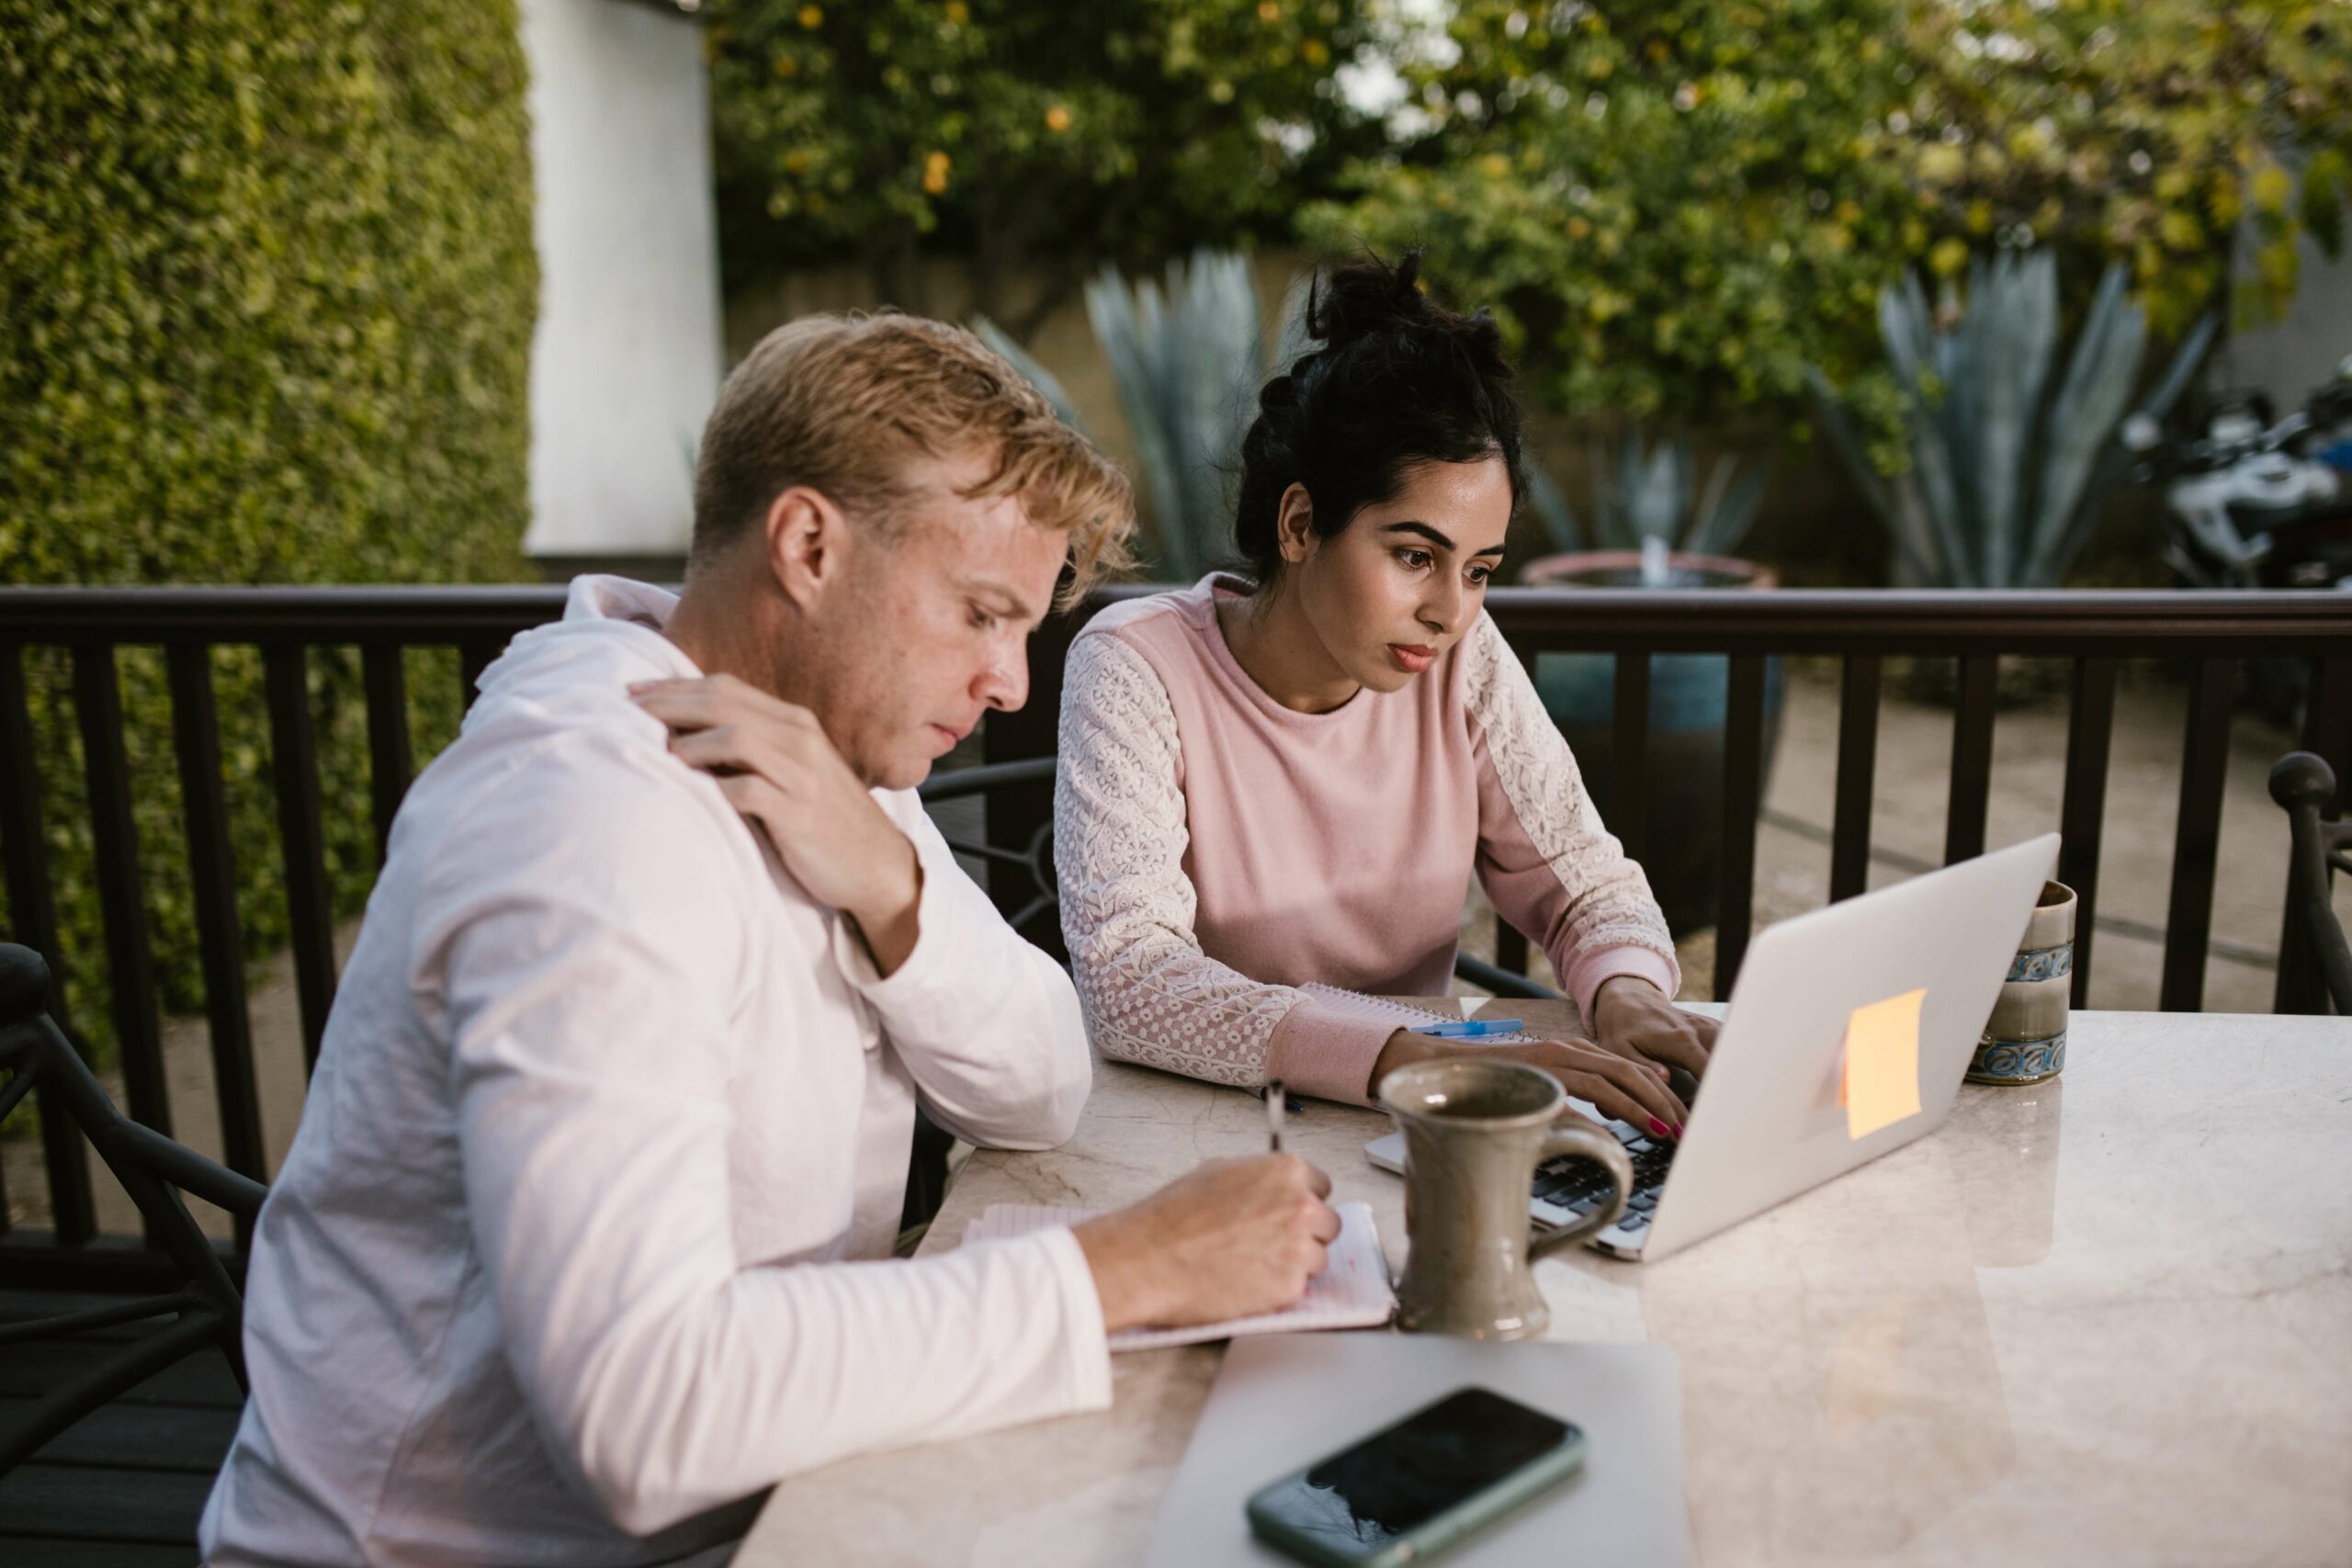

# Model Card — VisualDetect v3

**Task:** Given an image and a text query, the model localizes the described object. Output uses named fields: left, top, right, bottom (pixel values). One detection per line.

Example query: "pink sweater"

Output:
left=1053, top=575, right=1679, bottom=1107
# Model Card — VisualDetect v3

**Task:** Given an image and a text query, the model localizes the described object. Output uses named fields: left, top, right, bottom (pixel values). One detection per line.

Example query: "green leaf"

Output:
left=2025, top=263, right=2148, bottom=586
left=2302, top=150, right=2347, bottom=255
left=1085, top=249, right=1266, bottom=580
left=971, top=314, right=1089, bottom=435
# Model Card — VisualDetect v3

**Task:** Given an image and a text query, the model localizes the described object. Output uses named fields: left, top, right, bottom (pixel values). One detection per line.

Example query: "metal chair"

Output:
left=919, top=757, right=1061, bottom=949
left=0, top=942, right=266, bottom=1475
left=1451, top=953, right=1565, bottom=1001
left=893, top=759, right=1058, bottom=1228
left=2269, top=751, right=2352, bottom=1014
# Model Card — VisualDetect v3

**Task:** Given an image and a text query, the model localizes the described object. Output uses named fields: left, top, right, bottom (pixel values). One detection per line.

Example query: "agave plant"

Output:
left=969, top=315, right=1086, bottom=433
left=977, top=250, right=1279, bottom=581
left=1525, top=433, right=1769, bottom=563
left=1086, top=249, right=1272, bottom=581
left=1808, top=252, right=2217, bottom=589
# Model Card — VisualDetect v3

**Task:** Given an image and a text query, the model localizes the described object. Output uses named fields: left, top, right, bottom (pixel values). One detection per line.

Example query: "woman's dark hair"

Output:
left=1232, top=250, right=1525, bottom=587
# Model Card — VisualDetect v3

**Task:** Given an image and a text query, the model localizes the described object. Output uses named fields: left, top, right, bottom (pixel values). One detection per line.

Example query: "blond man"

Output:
left=201, top=317, right=1339, bottom=1567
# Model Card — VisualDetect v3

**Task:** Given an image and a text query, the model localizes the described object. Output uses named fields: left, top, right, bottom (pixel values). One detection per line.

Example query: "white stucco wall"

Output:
left=2220, top=227, right=2352, bottom=415
left=517, top=0, right=723, bottom=564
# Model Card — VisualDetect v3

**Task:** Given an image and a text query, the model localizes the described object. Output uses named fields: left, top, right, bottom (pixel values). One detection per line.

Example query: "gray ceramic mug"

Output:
left=1378, top=1058, right=1634, bottom=1339
left=1970, top=880, right=2076, bottom=1085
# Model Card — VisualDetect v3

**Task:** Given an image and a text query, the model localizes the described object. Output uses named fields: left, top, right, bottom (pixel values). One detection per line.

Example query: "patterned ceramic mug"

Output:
left=1969, top=880, right=2075, bottom=1085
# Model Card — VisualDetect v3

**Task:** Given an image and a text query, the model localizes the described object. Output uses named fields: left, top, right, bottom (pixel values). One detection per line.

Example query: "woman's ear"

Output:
left=1275, top=482, right=1317, bottom=565
left=761, top=486, right=846, bottom=613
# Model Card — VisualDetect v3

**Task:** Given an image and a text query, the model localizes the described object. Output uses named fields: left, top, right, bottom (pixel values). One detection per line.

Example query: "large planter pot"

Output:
left=1519, top=550, right=1786, bottom=938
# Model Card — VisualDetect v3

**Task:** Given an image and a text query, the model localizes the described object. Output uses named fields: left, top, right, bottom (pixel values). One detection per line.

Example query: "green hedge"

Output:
left=0, top=2, right=537, bottom=1079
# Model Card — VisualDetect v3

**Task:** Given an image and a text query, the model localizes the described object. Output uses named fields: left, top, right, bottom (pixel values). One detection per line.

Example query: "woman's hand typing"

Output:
left=1590, top=976, right=1718, bottom=1091
left=1369, top=1029, right=1690, bottom=1138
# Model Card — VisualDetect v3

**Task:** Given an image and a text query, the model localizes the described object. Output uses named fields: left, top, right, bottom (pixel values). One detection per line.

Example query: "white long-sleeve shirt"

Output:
left=201, top=576, right=1109, bottom=1567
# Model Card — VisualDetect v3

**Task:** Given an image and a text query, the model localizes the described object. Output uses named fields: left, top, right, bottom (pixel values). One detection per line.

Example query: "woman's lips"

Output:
left=1387, top=643, right=1436, bottom=674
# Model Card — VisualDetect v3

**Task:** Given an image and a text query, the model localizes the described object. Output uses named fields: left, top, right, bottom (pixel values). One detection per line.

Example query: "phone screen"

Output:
left=1248, top=1387, right=1577, bottom=1558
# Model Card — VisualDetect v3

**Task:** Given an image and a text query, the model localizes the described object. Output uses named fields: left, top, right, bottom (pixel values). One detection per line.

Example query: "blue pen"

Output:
left=1409, top=1018, right=1523, bottom=1039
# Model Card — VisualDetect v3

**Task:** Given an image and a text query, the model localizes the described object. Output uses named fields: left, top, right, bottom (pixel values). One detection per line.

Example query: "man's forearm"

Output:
left=852, top=824, right=1092, bottom=1149
left=512, top=1232, right=1113, bottom=1533
left=844, top=833, right=923, bottom=977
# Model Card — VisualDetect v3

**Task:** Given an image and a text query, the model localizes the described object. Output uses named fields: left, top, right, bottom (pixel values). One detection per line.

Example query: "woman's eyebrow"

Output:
left=1381, top=520, right=1505, bottom=558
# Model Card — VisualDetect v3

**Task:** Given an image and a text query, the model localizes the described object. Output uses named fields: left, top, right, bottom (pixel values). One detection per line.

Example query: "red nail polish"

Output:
left=1648, top=1117, right=1671, bottom=1138
left=1672, top=1121, right=1687, bottom=1137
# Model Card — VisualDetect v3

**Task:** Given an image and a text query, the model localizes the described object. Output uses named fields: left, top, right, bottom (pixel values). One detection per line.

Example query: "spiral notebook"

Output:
left=1295, top=981, right=1544, bottom=1043
left=962, top=1200, right=1396, bottom=1350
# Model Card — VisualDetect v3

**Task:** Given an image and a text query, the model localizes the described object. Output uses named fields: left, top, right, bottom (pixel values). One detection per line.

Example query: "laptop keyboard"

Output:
left=1533, top=1127, right=1677, bottom=1238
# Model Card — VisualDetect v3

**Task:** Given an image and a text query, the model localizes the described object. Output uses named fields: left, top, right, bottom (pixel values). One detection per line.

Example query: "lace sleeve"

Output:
left=1461, top=615, right=1681, bottom=1017
left=1052, top=634, right=1316, bottom=1091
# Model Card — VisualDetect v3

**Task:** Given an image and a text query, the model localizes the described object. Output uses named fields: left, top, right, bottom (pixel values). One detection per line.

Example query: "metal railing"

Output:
left=0, top=583, right=2346, bottom=1286
left=987, top=586, right=2352, bottom=1011
left=0, top=589, right=556, bottom=1284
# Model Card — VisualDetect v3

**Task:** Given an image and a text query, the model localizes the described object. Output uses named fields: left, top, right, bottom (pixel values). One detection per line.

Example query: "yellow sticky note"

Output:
left=1840, top=988, right=1925, bottom=1139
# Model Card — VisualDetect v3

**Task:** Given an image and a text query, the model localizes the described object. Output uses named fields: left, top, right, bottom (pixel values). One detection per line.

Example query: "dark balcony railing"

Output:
left=987, top=585, right=2352, bottom=1013
left=1, top=583, right=2346, bottom=1288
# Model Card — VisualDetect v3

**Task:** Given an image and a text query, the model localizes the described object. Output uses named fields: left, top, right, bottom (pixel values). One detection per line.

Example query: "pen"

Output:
left=1408, top=1018, right=1524, bottom=1039
left=1265, top=1077, right=1285, bottom=1153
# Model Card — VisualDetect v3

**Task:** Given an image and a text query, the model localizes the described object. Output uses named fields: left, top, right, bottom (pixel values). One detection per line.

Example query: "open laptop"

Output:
left=1366, top=833, right=2060, bottom=1263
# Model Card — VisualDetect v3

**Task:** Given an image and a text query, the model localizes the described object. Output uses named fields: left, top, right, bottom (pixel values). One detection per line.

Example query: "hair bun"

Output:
left=1227, top=249, right=1525, bottom=591
left=1306, top=251, right=1435, bottom=353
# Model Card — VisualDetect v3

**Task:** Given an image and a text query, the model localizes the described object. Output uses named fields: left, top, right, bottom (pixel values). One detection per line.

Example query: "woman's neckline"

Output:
left=1200, top=574, right=1368, bottom=721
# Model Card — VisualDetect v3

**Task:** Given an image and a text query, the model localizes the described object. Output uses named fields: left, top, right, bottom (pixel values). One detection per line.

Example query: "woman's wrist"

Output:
left=1368, top=1028, right=1441, bottom=1099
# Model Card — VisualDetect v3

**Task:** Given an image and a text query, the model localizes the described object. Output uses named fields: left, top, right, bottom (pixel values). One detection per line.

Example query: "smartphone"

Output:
left=1243, top=1385, right=1587, bottom=1568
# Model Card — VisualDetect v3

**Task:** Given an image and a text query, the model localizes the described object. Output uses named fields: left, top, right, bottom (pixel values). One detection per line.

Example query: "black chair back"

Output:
left=919, top=757, right=1060, bottom=944
left=2269, top=752, right=2352, bottom=1014
left=0, top=942, right=266, bottom=1475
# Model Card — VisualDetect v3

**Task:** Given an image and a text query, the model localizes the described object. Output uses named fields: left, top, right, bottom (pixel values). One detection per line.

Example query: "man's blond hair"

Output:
left=691, top=312, right=1135, bottom=604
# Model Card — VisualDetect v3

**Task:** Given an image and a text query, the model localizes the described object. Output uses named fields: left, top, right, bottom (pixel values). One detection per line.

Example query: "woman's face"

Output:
left=1285, top=455, right=1514, bottom=694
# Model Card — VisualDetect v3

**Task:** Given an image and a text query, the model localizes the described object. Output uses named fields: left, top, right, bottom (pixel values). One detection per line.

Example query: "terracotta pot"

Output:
left=1518, top=549, right=1779, bottom=592
left=1516, top=550, right=1785, bottom=939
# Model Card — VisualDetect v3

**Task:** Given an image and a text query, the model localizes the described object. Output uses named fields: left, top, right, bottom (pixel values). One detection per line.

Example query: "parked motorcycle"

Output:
left=2125, top=355, right=2352, bottom=725
left=2130, top=354, right=2352, bottom=592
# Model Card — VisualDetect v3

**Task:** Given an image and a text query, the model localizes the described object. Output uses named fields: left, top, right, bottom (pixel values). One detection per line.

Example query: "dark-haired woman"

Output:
left=1053, top=254, right=1713, bottom=1134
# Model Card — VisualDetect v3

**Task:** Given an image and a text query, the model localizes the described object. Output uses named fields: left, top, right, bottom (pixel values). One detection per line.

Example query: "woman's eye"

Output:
left=1397, top=548, right=1433, bottom=570
left=1468, top=568, right=1493, bottom=587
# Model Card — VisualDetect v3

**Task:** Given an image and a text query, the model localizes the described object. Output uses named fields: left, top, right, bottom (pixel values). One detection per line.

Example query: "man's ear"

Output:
left=761, top=486, right=847, bottom=614
left=1276, top=482, right=1317, bottom=564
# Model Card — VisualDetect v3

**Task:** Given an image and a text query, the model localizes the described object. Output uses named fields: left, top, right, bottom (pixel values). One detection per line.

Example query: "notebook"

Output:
left=962, top=1200, right=1396, bottom=1350
left=1296, top=982, right=1544, bottom=1043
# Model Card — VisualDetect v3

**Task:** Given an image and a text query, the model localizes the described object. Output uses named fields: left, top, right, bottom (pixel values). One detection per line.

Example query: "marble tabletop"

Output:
left=741, top=1003, right=2352, bottom=1566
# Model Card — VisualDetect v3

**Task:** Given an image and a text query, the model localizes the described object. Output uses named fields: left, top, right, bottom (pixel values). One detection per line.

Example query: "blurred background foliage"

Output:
left=707, top=0, right=2352, bottom=524
left=705, top=0, right=1388, bottom=337
left=0, top=0, right=535, bottom=1053
left=1307, top=0, right=2352, bottom=430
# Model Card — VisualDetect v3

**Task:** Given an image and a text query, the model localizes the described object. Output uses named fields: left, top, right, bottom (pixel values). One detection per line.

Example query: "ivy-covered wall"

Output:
left=0, top=1, right=538, bottom=1065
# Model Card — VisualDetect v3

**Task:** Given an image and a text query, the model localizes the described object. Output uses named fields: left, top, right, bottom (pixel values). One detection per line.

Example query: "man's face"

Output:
left=797, top=455, right=1069, bottom=791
